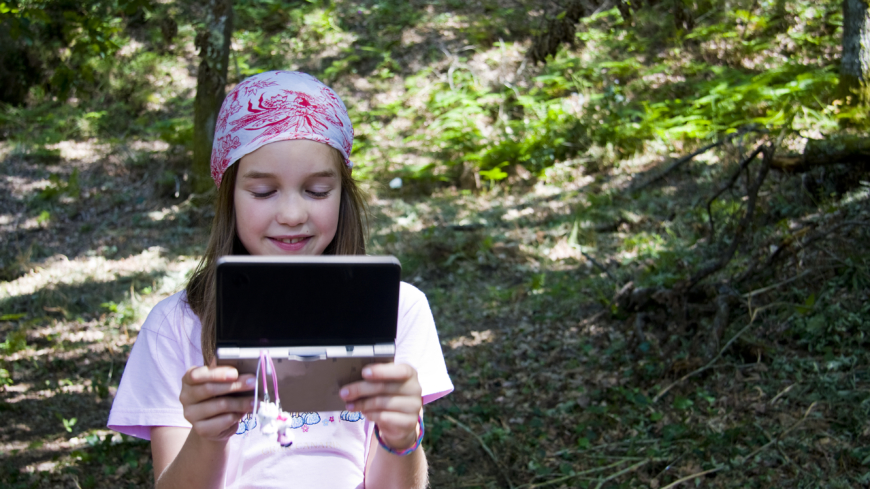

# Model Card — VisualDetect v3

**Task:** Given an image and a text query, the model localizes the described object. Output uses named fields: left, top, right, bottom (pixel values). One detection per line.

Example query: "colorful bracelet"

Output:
left=374, top=415, right=424, bottom=456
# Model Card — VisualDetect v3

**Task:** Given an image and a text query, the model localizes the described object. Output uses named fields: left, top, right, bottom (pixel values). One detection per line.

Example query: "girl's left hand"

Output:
left=340, top=363, right=423, bottom=450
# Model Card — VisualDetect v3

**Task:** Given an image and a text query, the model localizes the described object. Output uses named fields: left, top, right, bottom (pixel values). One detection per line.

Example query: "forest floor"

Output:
left=1, top=134, right=868, bottom=489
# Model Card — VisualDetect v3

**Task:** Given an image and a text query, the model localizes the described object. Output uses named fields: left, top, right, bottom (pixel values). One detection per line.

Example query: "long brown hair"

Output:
left=186, top=148, right=368, bottom=364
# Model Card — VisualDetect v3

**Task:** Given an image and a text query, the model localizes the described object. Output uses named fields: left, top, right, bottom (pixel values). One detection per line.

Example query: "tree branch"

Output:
left=705, top=143, right=766, bottom=237
left=626, top=126, right=765, bottom=194
left=687, top=146, right=772, bottom=290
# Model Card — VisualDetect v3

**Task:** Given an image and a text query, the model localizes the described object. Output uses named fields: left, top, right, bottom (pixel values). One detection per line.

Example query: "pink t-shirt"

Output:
left=108, top=282, right=453, bottom=488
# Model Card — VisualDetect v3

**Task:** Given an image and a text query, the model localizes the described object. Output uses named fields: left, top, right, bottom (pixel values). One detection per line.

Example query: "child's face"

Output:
left=234, top=139, right=342, bottom=256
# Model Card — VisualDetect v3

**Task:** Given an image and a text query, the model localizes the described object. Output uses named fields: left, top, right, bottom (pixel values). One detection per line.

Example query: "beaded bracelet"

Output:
left=374, top=415, right=425, bottom=456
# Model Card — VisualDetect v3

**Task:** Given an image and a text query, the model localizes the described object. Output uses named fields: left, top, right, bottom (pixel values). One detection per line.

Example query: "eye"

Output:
left=307, top=190, right=331, bottom=198
left=250, top=190, right=276, bottom=198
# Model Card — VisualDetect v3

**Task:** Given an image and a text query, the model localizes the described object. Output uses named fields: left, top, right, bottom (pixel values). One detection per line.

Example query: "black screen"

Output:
left=216, top=258, right=400, bottom=347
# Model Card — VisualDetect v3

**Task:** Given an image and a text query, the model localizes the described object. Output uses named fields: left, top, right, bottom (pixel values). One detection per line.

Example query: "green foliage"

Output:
left=0, top=330, right=27, bottom=354
left=37, top=169, right=80, bottom=202
left=101, top=300, right=137, bottom=326
left=787, top=262, right=870, bottom=353
left=54, top=411, right=77, bottom=433
left=0, top=0, right=151, bottom=101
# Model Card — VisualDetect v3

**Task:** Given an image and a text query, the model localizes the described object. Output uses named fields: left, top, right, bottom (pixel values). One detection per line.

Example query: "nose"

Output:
left=275, top=193, right=308, bottom=227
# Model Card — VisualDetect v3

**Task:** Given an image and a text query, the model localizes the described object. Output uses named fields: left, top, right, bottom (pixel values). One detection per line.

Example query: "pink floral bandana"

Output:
left=210, top=71, right=354, bottom=187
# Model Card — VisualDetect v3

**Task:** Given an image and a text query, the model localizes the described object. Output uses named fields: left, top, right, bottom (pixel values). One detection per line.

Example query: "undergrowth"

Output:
left=1, top=0, right=869, bottom=487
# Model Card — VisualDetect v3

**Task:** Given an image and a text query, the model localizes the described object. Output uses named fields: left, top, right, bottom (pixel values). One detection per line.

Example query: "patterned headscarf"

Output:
left=210, top=71, right=354, bottom=187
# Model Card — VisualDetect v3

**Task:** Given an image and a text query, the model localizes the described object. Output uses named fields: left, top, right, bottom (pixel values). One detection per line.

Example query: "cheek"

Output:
left=320, top=196, right=342, bottom=238
left=233, top=194, right=264, bottom=240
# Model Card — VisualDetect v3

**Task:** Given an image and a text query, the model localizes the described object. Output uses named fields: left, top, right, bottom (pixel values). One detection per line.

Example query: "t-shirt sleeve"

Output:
left=107, top=300, right=194, bottom=440
left=394, top=284, right=454, bottom=405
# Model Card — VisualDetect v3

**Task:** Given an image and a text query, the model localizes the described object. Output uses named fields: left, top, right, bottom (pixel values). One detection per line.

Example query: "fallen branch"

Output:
left=445, top=415, right=515, bottom=489
left=771, top=135, right=870, bottom=172
left=627, top=126, right=764, bottom=193
left=736, top=219, right=868, bottom=285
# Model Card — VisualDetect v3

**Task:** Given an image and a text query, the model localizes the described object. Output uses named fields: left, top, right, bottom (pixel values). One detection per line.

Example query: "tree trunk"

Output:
left=529, top=0, right=602, bottom=64
left=193, top=0, right=234, bottom=193
left=839, top=0, right=870, bottom=105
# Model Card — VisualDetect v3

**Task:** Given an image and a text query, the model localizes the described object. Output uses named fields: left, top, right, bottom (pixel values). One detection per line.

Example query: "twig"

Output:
left=580, top=250, right=617, bottom=282
left=741, top=402, right=817, bottom=462
left=653, top=318, right=756, bottom=403
left=445, top=415, right=515, bottom=489
left=769, top=384, right=796, bottom=405
left=592, top=459, right=650, bottom=489
left=520, top=460, right=627, bottom=489
left=742, top=269, right=815, bottom=298
left=660, top=468, right=721, bottom=489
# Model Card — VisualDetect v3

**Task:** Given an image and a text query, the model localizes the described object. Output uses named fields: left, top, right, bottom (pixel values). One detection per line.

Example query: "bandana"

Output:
left=210, top=71, right=354, bottom=187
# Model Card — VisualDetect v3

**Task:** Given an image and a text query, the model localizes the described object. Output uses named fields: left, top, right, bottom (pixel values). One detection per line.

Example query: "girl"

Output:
left=108, top=71, right=454, bottom=488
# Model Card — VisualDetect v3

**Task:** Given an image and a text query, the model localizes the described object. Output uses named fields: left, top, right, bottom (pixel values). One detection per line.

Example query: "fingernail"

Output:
left=340, top=388, right=349, bottom=397
left=346, top=403, right=354, bottom=411
left=362, top=368, right=372, bottom=377
left=246, top=377, right=256, bottom=386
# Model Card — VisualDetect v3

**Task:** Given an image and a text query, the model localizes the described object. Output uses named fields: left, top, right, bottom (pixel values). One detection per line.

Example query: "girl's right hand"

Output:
left=179, top=366, right=256, bottom=443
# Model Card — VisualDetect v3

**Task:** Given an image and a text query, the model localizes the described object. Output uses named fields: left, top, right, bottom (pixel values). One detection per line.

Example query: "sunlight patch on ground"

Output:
left=0, top=247, right=197, bottom=302
left=5, top=175, right=51, bottom=200
left=447, top=329, right=494, bottom=349
left=45, top=140, right=112, bottom=164
left=547, top=238, right=583, bottom=262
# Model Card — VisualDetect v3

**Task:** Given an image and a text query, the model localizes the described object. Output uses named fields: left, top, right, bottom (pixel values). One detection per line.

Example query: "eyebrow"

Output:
left=240, top=169, right=338, bottom=180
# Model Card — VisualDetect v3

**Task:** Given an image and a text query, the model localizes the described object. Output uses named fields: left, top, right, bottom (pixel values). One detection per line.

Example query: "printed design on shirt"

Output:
left=289, top=411, right=321, bottom=429
left=236, top=410, right=362, bottom=437
left=340, top=410, right=364, bottom=422
left=235, top=413, right=258, bottom=435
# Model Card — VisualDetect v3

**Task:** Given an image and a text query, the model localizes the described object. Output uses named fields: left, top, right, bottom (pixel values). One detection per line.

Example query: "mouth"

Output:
left=268, top=235, right=312, bottom=251
left=274, top=237, right=307, bottom=244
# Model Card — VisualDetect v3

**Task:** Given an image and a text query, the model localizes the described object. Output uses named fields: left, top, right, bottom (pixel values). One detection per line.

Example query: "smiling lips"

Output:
left=269, top=236, right=311, bottom=251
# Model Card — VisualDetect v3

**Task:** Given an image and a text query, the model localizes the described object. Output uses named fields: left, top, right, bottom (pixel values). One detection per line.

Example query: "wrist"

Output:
left=375, top=415, right=424, bottom=456
left=189, top=427, right=232, bottom=449
left=380, top=423, right=419, bottom=451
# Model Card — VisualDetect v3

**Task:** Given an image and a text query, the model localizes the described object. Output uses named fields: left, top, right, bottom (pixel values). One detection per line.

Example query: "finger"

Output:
left=340, top=380, right=404, bottom=402
left=360, top=363, right=417, bottom=382
left=193, top=412, right=247, bottom=440
left=181, top=375, right=256, bottom=404
left=184, top=395, right=255, bottom=424
left=184, top=366, right=241, bottom=385
left=348, top=394, right=421, bottom=414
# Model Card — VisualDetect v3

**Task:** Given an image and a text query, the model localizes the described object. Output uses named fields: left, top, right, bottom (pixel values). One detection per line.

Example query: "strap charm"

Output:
left=254, top=350, right=295, bottom=447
